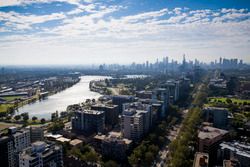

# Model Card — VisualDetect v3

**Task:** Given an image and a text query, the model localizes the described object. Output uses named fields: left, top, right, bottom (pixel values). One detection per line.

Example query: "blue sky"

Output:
left=0, top=0, right=250, bottom=65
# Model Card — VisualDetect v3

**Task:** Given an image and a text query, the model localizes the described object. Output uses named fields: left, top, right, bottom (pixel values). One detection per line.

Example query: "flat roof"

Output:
left=70, top=139, right=83, bottom=146
left=76, top=109, right=104, bottom=115
left=198, top=126, right=228, bottom=140
left=56, top=137, right=71, bottom=143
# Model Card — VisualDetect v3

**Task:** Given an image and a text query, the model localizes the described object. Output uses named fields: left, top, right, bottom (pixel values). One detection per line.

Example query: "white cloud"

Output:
left=0, top=6, right=249, bottom=64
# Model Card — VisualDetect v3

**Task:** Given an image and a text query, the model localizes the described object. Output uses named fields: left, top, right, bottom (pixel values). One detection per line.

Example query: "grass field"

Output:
left=208, top=97, right=250, bottom=105
left=0, top=104, right=14, bottom=113
left=2, top=96, right=23, bottom=102
left=0, top=122, right=21, bottom=130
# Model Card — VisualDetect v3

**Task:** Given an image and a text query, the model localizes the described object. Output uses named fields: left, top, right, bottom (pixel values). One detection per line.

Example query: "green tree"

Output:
left=32, top=116, right=38, bottom=121
left=144, top=152, right=154, bottom=166
left=40, top=118, right=46, bottom=124
left=14, top=115, right=21, bottom=121
left=103, top=160, right=118, bottom=167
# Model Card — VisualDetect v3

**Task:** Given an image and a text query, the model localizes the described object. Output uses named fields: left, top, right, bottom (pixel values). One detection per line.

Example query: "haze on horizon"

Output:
left=0, top=0, right=250, bottom=65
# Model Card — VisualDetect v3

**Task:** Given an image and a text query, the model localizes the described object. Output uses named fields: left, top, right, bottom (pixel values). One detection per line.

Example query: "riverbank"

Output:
left=14, top=76, right=108, bottom=120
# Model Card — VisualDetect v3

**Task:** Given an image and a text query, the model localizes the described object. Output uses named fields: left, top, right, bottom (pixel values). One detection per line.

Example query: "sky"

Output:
left=0, top=0, right=250, bottom=65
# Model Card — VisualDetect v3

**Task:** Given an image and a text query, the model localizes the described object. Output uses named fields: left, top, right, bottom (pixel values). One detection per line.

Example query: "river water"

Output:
left=16, top=76, right=108, bottom=119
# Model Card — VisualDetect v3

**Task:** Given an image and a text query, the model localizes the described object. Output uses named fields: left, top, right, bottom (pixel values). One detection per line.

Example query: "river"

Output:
left=16, top=76, right=109, bottom=120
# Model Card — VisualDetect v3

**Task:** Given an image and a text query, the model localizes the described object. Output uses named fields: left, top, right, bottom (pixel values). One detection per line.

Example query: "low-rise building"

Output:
left=69, top=139, right=83, bottom=147
left=94, top=132, right=132, bottom=161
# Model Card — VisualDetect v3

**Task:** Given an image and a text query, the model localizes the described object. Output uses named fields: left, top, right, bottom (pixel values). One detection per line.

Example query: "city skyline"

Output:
left=0, top=0, right=250, bottom=65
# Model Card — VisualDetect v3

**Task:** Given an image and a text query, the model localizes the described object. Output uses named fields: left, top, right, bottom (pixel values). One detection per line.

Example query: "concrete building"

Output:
left=139, top=98, right=164, bottom=122
left=91, top=103, right=119, bottom=127
left=198, top=126, right=228, bottom=165
left=121, top=102, right=152, bottom=141
left=203, top=107, right=229, bottom=129
left=161, top=80, right=180, bottom=102
left=28, top=125, right=44, bottom=143
left=19, top=141, right=63, bottom=167
left=71, top=109, right=105, bottom=134
left=0, top=136, right=15, bottom=167
left=218, top=142, right=250, bottom=167
left=94, top=132, right=132, bottom=161
left=135, top=91, right=152, bottom=99
left=112, top=95, right=136, bottom=113
left=152, top=88, right=169, bottom=117
left=0, top=127, right=31, bottom=167
left=193, top=152, right=209, bottom=167
left=9, top=127, right=31, bottom=152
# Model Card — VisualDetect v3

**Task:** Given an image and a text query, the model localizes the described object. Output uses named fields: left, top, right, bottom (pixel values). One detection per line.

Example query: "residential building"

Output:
left=203, top=107, right=229, bottom=129
left=161, top=80, right=180, bottom=102
left=121, top=102, right=152, bottom=141
left=198, top=126, right=229, bottom=165
left=152, top=88, right=169, bottom=117
left=94, top=132, right=132, bottom=161
left=19, top=141, right=63, bottom=167
left=28, top=125, right=44, bottom=143
left=91, top=103, right=119, bottom=127
left=135, top=90, right=152, bottom=99
left=0, top=135, right=15, bottom=167
left=218, top=142, right=250, bottom=167
left=112, top=95, right=136, bottom=113
left=71, top=109, right=105, bottom=134
left=11, top=127, right=31, bottom=152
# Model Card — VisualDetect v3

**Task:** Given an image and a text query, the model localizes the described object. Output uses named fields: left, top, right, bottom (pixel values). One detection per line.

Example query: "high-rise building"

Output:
left=19, top=141, right=63, bottom=167
left=71, top=109, right=105, bottom=134
left=218, top=142, right=250, bottom=167
left=9, top=127, right=31, bottom=152
left=198, top=126, right=228, bottom=165
left=0, top=136, right=15, bottom=167
left=203, top=107, right=229, bottom=129
left=112, top=95, right=136, bottom=113
left=152, top=88, right=169, bottom=117
left=91, top=103, right=119, bottom=127
left=0, top=127, right=31, bottom=167
left=28, top=125, right=44, bottom=143
left=121, top=102, right=152, bottom=141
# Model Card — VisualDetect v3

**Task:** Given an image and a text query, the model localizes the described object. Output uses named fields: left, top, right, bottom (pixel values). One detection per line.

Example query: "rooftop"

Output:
left=69, top=139, right=83, bottom=146
left=76, top=109, right=104, bottom=115
left=198, top=126, right=228, bottom=140
left=220, top=141, right=250, bottom=158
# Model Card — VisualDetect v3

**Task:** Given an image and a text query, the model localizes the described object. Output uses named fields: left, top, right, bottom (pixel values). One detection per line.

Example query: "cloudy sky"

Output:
left=0, top=0, right=250, bottom=65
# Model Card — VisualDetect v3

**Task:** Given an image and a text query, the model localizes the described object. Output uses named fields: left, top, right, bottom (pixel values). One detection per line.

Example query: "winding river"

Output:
left=16, top=76, right=108, bottom=119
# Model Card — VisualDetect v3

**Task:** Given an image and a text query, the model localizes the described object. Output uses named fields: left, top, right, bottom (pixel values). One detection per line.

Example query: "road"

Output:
left=154, top=109, right=188, bottom=167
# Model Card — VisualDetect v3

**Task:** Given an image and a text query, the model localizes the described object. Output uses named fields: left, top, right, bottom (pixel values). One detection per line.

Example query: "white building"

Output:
left=9, top=127, right=30, bottom=152
left=121, top=102, right=152, bottom=141
left=19, top=141, right=63, bottom=167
